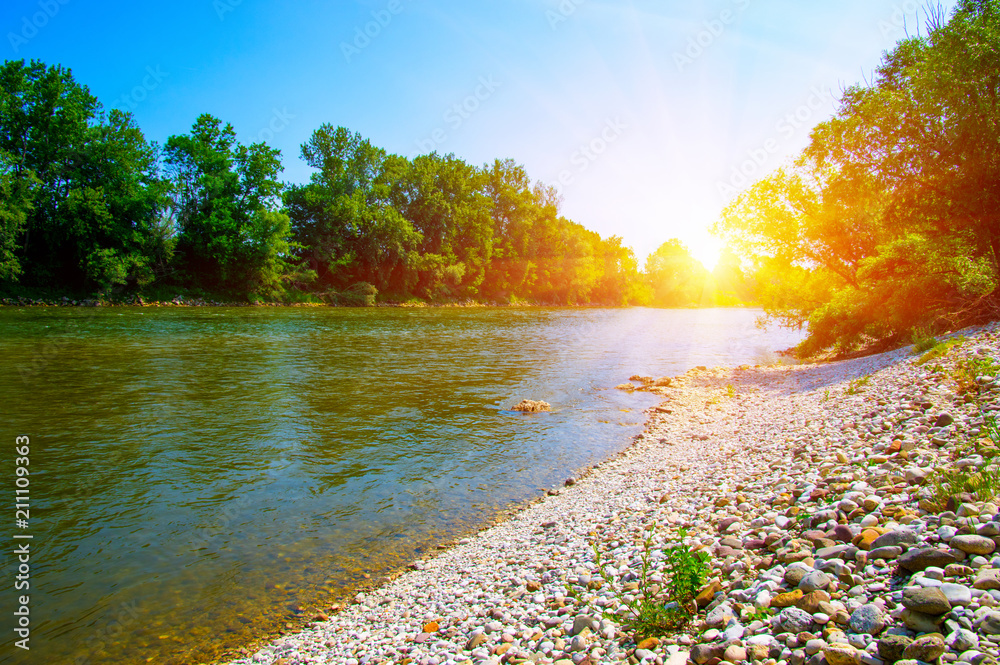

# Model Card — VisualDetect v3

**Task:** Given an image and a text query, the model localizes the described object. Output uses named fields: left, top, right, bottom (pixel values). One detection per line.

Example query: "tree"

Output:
left=288, top=125, right=419, bottom=293
left=645, top=240, right=708, bottom=306
left=0, top=59, right=171, bottom=293
left=165, top=114, right=292, bottom=296
left=714, top=0, right=1000, bottom=352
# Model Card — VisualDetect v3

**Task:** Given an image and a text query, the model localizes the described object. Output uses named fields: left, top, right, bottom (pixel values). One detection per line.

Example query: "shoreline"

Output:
left=219, top=320, right=1000, bottom=665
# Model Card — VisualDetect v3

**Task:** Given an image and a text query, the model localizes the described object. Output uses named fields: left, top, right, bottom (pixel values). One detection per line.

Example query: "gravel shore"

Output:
left=225, top=321, right=1000, bottom=665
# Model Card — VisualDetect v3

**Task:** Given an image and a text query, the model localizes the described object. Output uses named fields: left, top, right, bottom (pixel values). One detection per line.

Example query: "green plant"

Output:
left=929, top=460, right=1000, bottom=510
left=726, top=384, right=736, bottom=398
left=911, top=327, right=939, bottom=354
left=823, top=389, right=831, bottom=401
left=984, top=415, right=1000, bottom=448
left=592, top=526, right=709, bottom=640
left=846, top=375, right=871, bottom=395
left=743, top=607, right=773, bottom=624
left=953, top=356, right=1000, bottom=396
left=917, top=336, right=967, bottom=365
left=662, top=528, right=711, bottom=607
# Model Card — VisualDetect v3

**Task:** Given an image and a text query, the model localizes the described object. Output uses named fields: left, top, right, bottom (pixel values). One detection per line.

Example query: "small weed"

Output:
left=917, top=336, right=967, bottom=365
left=846, top=375, right=871, bottom=395
left=929, top=460, right=1000, bottom=510
left=726, top=384, right=736, bottom=399
left=954, top=356, right=1000, bottom=396
left=984, top=415, right=1000, bottom=447
left=592, top=526, right=709, bottom=640
left=823, top=389, right=830, bottom=402
left=743, top=607, right=773, bottom=624
left=911, top=327, right=939, bottom=354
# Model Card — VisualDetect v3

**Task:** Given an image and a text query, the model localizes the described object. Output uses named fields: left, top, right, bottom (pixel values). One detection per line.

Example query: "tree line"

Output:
left=714, top=0, right=1000, bottom=354
left=0, top=59, right=750, bottom=307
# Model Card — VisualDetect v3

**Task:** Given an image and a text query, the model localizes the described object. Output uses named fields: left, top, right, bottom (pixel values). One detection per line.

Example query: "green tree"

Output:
left=288, top=125, right=419, bottom=294
left=165, top=114, right=291, bottom=296
left=645, top=240, right=708, bottom=306
left=0, top=59, right=170, bottom=292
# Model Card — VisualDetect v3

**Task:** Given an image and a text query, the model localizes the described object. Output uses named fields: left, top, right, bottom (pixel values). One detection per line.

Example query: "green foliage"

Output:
left=644, top=241, right=753, bottom=308
left=954, top=356, right=1000, bottom=396
left=911, top=327, right=939, bottom=354
left=592, top=526, right=709, bottom=640
left=845, top=375, right=871, bottom=395
left=917, top=336, right=967, bottom=364
left=165, top=114, right=292, bottom=298
left=0, top=61, right=747, bottom=304
left=662, top=528, right=711, bottom=606
left=331, top=282, right=378, bottom=307
left=929, top=461, right=1000, bottom=510
left=0, top=60, right=172, bottom=293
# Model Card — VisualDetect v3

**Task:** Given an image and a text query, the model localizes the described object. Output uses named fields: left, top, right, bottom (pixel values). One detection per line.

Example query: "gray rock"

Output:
left=940, top=583, right=973, bottom=607
left=946, top=628, right=979, bottom=652
left=977, top=611, right=1000, bottom=635
left=799, top=570, right=833, bottom=593
left=723, top=619, right=745, bottom=642
left=868, top=546, right=903, bottom=561
left=849, top=604, right=886, bottom=636
left=871, top=529, right=919, bottom=550
left=898, top=547, right=958, bottom=573
left=691, top=643, right=724, bottom=664
left=898, top=608, right=944, bottom=633
left=816, top=545, right=857, bottom=561
left=781, top=607, right=815, bottom=633
left=974, top=569, right=1000, bottom=590
left=571, top=615, right=599, bottom=635
left=706, top=603, right=734, bottom=628
left=902, top=586, right=952, bottom=615
left=785, top=568, right=808, bottom=587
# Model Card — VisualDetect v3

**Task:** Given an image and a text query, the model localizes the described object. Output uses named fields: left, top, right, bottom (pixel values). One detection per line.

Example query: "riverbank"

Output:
left=221, top=321, right=1000, bottom=665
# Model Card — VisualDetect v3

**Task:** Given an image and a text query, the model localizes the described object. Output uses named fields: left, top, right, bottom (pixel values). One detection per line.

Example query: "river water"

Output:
left=0, top=306, right=803, bottom=664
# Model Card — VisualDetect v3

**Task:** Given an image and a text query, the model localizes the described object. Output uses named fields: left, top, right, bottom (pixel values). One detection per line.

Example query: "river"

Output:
left=0, top=306, right=803, bottom=664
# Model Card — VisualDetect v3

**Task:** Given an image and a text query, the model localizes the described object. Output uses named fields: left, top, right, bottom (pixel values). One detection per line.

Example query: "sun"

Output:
left=687, top=235, right=724, bottom=272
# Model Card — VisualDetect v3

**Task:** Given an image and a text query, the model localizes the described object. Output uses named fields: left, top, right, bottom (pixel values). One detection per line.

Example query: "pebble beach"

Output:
left=224, top=321, right=1000, bottom=665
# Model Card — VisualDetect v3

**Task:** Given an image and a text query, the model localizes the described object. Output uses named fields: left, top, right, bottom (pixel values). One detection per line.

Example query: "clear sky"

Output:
left=1, top=0, right=956, bottom=268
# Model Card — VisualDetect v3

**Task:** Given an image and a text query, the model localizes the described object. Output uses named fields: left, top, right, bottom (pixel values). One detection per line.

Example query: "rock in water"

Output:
left=511, top=399, right=551, bottom=412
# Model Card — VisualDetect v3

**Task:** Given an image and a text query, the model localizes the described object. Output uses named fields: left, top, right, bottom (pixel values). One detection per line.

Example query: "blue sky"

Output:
left=1, top=0, right=957, bottom=267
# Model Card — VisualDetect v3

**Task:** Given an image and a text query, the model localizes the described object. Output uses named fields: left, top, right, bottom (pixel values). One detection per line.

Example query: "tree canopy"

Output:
left=0, top=58, right=748, bottom=307
left=714, top=0, right=1000, bottom=354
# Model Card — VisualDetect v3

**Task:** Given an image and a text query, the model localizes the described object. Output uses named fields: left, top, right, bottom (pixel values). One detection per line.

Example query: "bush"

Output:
left=334, top=282, right=377, bottom=307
